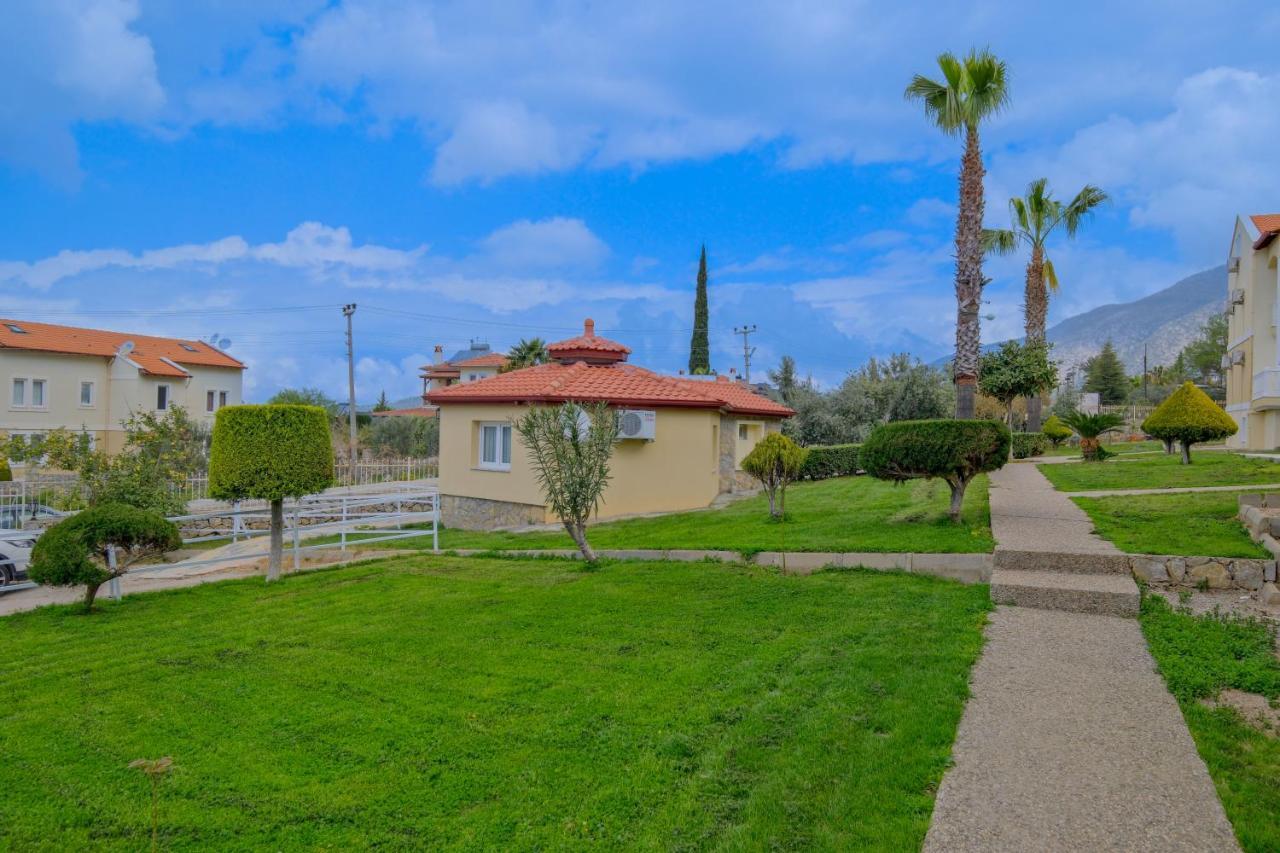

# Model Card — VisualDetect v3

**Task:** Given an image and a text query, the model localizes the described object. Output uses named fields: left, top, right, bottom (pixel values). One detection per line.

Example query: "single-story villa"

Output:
left=427, top=319, right=794, bottom=530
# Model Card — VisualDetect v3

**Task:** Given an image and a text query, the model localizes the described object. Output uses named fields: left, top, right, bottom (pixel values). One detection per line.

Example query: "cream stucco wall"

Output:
left=437, top=402, right=776, bottom=523
left=1225, top=217, right=1280, bottom=449
left=1, top=349, right=243, bottom=454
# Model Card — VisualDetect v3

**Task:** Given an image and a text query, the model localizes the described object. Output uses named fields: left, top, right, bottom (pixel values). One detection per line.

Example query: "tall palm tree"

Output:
left=504, top=338, right=550, bottom=372
left=984, top=178, right=1108, bottom=430
left=906, top=49, right=1010, bottom=419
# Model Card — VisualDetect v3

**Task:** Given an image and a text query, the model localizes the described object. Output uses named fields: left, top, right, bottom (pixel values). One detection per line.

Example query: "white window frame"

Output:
left=206, top=388, right=232, bottom=413
left=10, top=377, right=27, bottom=409
left=30, top=378, right=47, bottom=410
left=79, top=380, right=96, bottom=408
left=219, top=390, right=229, bottom=409
left=156, top=383, right=171, bottom=412
left=477, top=422, right=512, bottom=471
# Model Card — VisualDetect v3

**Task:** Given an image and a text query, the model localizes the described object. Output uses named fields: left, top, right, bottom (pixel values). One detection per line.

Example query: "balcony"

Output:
left=1252, top=368, right=1280, bottom=406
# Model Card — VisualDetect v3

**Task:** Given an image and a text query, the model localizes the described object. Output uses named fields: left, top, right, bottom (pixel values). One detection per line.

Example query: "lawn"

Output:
left=1040, top=438, right=1167, bottom=458
left=1072, top=492, right=1268, bottom=558
left=357, top=475, right=994, bottom=555
left=1140, top=595, right=1280, bottom=852
left=1038, top=452, right=1280, bottom=492
left=0, top=556, right=991, bottom=850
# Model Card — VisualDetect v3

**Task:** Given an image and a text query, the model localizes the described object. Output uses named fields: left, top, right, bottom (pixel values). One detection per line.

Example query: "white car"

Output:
left=0, top=534, right=37, bottom=587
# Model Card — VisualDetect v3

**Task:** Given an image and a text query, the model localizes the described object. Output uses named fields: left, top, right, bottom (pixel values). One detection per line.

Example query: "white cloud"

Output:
left=478, top=217, right=609, bottom=270
left=252, top=222, right=425, bottom=271
left=905, top=197, right=955, bottom=227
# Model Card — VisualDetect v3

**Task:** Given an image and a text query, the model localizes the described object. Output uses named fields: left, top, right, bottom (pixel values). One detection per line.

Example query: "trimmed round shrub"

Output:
left=797, top=444, right=861, bottom=480
left=27, top=503, right=180, bottom=611
left=209, top=405, right=334, bottom=579
left=860, top=419, right=1011, bottom=521
left=741, top=433, right=807, bottom=518
left=1141, top=381, right=1237, bottom=464
left=1041, top=415, right=1073, bottom=448
left=1010, top=432, right=1049, bottom=459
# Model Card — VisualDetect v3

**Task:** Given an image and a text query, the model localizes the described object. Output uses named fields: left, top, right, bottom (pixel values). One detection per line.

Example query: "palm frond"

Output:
left=960, top=47, right=1011, bottom=123
left=1060, top=410, right=1125, bottom=439
left=982, top=228, right=1019, bottom=256
left=1062, top=184, right=1110, bottom=236
left=1043, top=256, right=1059, bottom=292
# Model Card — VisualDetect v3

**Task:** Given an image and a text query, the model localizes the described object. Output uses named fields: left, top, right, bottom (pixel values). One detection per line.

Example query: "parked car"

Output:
left=0, top=533, right=38, bottom=587
left=0, top=503, right=67, bottom=531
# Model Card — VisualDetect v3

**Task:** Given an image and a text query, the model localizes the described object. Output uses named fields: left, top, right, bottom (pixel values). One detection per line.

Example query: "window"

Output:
left=180, top=343, right=198, bottom=352
left=207, top=389, right=231, bottom=413
left=219, top=391, right=228, bottom=409
left=478, top=422, right=512, bottom=470
left=4, top=323, right=25, bottom=334
left=156, top=384, right=170, bottom=411
left=80, top=381, right=95, bottom=407
left=738, top=424, right=749, bottom=440
left=11, top=378, right=25, bottom=407
left=31, top=380, right=45, bottom=408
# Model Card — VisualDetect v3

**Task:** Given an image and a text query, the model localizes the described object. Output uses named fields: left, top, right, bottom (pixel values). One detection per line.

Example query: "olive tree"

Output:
left=209, top=405, right=334, bottom=580
left=27, top=504, right=180, bottom=612
left=860, top=419, right=1010, bottom=522
left=741, top=433, right=807, bottom=519
left=1141, top=381, right=1238, bottom=464
left=978, top=340, right=1057, bottom=430
left=516, top=402, right=619, bottom=562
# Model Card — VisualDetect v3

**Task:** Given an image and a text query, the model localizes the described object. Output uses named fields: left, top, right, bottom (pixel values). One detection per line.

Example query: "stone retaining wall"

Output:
left=1128, top=554, right=1274, bottom=591
left=441, top=494, right=545, bottom=531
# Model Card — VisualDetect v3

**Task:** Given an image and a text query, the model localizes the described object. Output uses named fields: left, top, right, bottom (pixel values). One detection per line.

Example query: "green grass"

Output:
left=349, top=475, right=994, bottom=555
left=1040, top=439, right=1166, bottom=457
left=1072, top=492, right=1269, bottom=557
left=0, top=556, right=991, bottom=850
left=1140, top=594, right=1280, bottom=851
left=1038, top=452, right=1280, bottom=492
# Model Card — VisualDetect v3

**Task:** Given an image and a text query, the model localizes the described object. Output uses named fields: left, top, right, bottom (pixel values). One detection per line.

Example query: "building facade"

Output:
left=428, top=319, right=793, bottom=530
left=1225, top=215, right=1280, bottom=449
left=420, top=341, right=507, bottom=395
left=1, top=319, right=245, bottom=454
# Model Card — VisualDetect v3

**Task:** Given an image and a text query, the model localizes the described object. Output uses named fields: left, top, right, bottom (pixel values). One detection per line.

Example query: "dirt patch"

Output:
left=1150, top=587, right=1280, bottom=628
left=1201, top=689, right=1280, bottom=736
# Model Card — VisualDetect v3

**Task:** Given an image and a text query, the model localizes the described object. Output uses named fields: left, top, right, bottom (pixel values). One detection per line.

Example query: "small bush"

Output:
left=1010, top=432, right=1048, bottom=459
left=0, top=456, right=10, bottom=481
left=861, top=419, right=1010, bottom=521
left=798, top=444, right=860, bottom=480
left=741, top=434, right=807, bottom=518
left=1141, top=381, right=1238, bottom=464
left=27, top=504, right=180, bottom=611
left=1041, top=415, right=1073, bottom=447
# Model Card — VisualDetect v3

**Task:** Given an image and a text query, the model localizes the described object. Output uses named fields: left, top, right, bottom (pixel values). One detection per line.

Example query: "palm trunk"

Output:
left=1024, top=245, right=1048, bottom=432
left=953, top=125, right=986, bottom=419
left=268, top=499, right=283, bottom=581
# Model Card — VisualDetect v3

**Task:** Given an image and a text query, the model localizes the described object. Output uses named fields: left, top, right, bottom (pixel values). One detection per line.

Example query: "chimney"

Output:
left=729, top=367, right=736, bottom=376
left=433, top=345, right=443, bottom=365
left=583, top=318, right=595, bottom=337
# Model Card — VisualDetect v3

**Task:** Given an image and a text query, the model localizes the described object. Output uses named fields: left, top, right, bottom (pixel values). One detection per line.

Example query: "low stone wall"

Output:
left=441, top=494, right=545, bottom=531
left=1129, top=554, right=1274, bottom=591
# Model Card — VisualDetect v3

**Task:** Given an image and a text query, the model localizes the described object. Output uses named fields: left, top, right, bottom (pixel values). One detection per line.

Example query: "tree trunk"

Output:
left=565, top=521, right=597, bottom=563
left=1180, top=441, right=1192, bottom=465
left=946, top=478, right=966, bottom=523
left=952, top=125, right=987, bottom=419
left=766, top=486, right=778, bottom=518
left=1080, top=437, right=1099, bottom=461
left=1023, top=246, right=1048, bottom=433
left=1164, top=438, right=1175, bottom=455
left=1026, top=396, right=1043, bottom=434
left=268, top=498, right=283, bottom=582
left=83, top=581, right=103, bottom=612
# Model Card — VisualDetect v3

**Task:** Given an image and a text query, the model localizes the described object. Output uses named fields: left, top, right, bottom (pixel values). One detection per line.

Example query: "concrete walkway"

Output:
left=925, top=461, right=1240, bottom=851
left=1065, top=482, right=1280, bottom=498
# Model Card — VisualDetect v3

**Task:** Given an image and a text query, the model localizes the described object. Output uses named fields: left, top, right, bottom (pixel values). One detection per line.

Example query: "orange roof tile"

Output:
left=428, top=361, right=793, bottom=417
left=453, top=352, right=508, bottom=368
left=1252, top=214, right=1280, bottom=249
left=0, top=318, right=245, bottom=378
left=546, top=318, right=631, bottom=363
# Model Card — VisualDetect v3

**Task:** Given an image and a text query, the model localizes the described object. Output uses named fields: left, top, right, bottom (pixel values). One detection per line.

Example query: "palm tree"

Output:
left=504, top=338, right=550, bottom=372
left=984, top=179, right=1108, bottom=430
left=906, top=48, right=1010, bottom=419
left=1060, top=410, right=1125, bottom=461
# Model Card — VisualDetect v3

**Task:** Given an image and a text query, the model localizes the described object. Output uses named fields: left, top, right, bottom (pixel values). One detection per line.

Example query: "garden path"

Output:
left=925, top=461, right=1239, bottom=852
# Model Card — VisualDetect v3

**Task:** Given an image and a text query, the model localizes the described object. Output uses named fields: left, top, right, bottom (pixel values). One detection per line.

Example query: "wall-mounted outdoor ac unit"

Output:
left=1228, top=257, right=1241, bottom=273
left=1232, top=350, right=1247, bottom=366
left=1221, top=354, right=1232, bottom=370
left=616, top=409, right=657, bottom=440
left=1231, top=288, right=1246, bottom=305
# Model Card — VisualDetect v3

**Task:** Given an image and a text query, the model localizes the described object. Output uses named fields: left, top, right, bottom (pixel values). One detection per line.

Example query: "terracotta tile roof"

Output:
left=371, top=406, right=437, bottom=418
left=0, top=318, right=245, bottom=378
left=546, top=318, right=631, bottom=363
left=452, top=352, right=508, bottom=368
left=1252, top=214, right=1280, bottom=249
left=428, top=362, right=793, bottom=417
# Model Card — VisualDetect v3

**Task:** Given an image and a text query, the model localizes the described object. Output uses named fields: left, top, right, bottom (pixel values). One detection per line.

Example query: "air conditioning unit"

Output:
left=616, top=409, right=656, bottom=440
left=1231, top=288, right=1246, bottom=305
left=1232, top=350, right=1246, bottom=366
left=1221, top=354, right=1231, bottom=370
left=1228, top=257, right=1241, bottom=273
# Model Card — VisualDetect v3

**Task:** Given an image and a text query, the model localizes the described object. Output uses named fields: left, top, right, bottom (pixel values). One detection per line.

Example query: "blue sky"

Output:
left=3, top=1, right=1279, bottom=401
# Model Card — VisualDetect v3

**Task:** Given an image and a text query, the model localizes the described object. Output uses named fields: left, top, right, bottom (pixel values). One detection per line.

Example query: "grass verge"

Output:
left=1038, top=452, right=1280, bottom=492
left=0, top=556, right=990, bottom=850
left=1139, top=594, right=1280, bottom=852
left=1072, top=492, right=1268, bottom=558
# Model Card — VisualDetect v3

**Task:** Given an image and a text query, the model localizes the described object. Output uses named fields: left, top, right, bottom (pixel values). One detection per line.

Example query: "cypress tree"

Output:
left=1083, top=341, right=1129, bottom=405
left=688, top=245, right=710, bottom=374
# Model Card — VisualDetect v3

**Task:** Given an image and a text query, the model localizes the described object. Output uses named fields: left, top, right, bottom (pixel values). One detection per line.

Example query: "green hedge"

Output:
left=798, top=444, right=861, bottom=480
left=1010, top=432, right=1049, bottom=459
left=861, top=419, right=1010, bottom=485
left=209, top=405, right=335, bottom=502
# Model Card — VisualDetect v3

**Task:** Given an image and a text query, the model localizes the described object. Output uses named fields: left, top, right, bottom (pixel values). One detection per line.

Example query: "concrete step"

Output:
left=990, top=569, right=1139, bottom=617
left=994, top=548, right=1131, bottom=575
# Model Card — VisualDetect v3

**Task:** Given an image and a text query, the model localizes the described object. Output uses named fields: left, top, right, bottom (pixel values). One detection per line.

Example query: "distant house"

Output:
left=0, top=318, right=245, bottom=453
left=1225, top=214, right=1280, bottom=449
left=420, top=340, right=509, bottom=396
left=428, top=319, right=794, bottom=530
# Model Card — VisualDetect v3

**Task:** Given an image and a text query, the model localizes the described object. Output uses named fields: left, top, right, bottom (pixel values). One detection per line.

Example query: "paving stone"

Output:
left=1230, top=561, right=1265, bottom=591
left=1261, top=582, right=1280, bottom=606
left=1188, top=561, right=1232, bottom=589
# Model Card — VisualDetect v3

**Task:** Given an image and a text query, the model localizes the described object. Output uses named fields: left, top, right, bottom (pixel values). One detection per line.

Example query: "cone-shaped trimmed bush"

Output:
left=1141, top=381, right=1237, bottom=464
left=1041, top=415, right=1073, bottom=448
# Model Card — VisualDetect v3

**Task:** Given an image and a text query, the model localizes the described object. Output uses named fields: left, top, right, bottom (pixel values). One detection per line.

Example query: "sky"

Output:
left=3, top=1, right=1279, bottom=402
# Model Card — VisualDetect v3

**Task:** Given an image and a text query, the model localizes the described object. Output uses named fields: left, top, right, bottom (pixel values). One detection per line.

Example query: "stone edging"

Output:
left=446, top=548, right=993, bottom=584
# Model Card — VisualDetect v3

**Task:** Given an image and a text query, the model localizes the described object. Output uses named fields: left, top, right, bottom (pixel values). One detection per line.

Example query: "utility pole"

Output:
left=343, top=304, right=358, bottom=474
left=733, top=324, right=757, bottom=383
left=1142, top=343, right=1149, bottom=402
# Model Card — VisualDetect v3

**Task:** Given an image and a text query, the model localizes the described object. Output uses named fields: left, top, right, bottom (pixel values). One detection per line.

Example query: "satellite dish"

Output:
left=118, top=340, right=135, bottom=356
left=217, top=338, right=231, bottom=350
